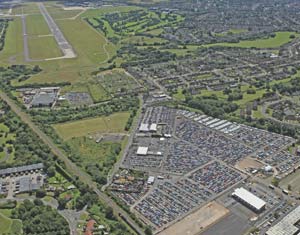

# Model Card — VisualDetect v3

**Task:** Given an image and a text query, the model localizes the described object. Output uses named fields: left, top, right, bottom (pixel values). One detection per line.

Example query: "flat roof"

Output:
left=232, top=187, right=266, bottom=210
left=266, top=206, right=300, bottom=235
left=150, top=123, right=157, bottom=131
left=0, top=163, right=44, bottom=176
left=147, top=176, right=155, bottom=184
left=139, top=123, right=149, bottom=132
left=137, top=147, right=148, bottom=155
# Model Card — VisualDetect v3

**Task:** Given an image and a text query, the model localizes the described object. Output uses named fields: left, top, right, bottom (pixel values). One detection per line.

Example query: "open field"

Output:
left=0, top=17, right=23, bottom=65
left=205, top=32, right=299, bottom=48
left=26, top=14, right=51, bottom=36
left=235, top=157, right=264, bottom=172
left=280, top=168, right=300, bottom=192
left=0, top=212, right=12, bottom=234
left=28, top=36, right=62, bottom=60
left=0, top=212, right=21, bottom=234
left=45, top=3, right=83, bottom=20
left=1, top=3, right=116, bottom=85
left=158, top=201, right=229, bottom=235
left=53, top=112, right=130, bottom=140
left=12, top=3, right=40, bottom=15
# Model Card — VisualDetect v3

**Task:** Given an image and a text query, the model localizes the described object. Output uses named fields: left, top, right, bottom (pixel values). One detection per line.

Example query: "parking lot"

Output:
left=119, top=106, right=300, bottom=232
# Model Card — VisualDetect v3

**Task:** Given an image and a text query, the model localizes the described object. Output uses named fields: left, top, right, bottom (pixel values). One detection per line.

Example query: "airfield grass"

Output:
left=12, top=2, right=40, bottom=15
left=45, top=3, right=83, bottom=20
left=28, top=36, right=62, bottom=60
left=0, top=17, right=23, bottom=65
left=26, top=14, right=51, bottom=36
left=206, top=32, right=299, bottom=48
left=4, top=16, right=116, bottom=85
left=53, top=112, right=130, bottom=140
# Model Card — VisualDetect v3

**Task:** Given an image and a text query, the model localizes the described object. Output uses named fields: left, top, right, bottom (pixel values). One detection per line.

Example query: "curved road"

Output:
left=0, top=91, right=144, bottom=235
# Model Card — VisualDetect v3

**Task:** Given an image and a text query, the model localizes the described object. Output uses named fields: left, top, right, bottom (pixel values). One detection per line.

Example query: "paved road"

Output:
left=105, top=95, right=143, bottom=188
left=0, top=91, right=144, bottom=235
left=38, top=3, right=76, bottom=59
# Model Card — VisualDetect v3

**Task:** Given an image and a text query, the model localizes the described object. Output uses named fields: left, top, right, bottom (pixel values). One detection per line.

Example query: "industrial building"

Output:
left=266, top=206, right=300, bottom=235
left=232, top=187, right=266, bottom=213
left=0, top=163, right=44, bottom=177
left=137, top=147, right=149, bottom=155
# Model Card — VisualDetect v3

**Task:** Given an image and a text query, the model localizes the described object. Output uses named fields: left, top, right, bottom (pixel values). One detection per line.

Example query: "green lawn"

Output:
left=27, top=36, right=62, bottom=60
left=205, top=32, right=299, bottom=48
left=0, top=17, right=24, bottom=65
left=173, top=88, right=185, bottom=101
left=0, top=212, right=11, bottom=232
left=0, top=212, right=13, bottom=234
left=81, top=6, right=142, bottom=18
left=12, top=2, right=40, bottom=15
left=87, top=82, right=111, bottom=102
left=53, top=112, right=130, bottom=140
left=280, top=169, right=300, bottom=192
left=26, top=14, right=51, bottom=36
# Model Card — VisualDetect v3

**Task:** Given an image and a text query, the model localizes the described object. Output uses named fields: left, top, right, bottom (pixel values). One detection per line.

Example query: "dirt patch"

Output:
left=158, top=201, right=229, bottom=235
left=235, top=157, right=264, bottom=172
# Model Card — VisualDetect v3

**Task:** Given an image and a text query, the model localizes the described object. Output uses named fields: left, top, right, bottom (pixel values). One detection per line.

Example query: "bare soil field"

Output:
left=158, top=201, right=229, bottom=235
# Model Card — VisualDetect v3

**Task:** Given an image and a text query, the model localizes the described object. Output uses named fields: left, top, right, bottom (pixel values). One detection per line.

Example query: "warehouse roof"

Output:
left=232, top=187, right=266, bottom=211
left=137, top=147, right=148, bottom=155
left=31, top=92, right=56, bottom=106
left=266, top=206, right=300, bottom=235
left=0, top=163, right=44, bottom=176
left=139, top=123, right=149, bottom=132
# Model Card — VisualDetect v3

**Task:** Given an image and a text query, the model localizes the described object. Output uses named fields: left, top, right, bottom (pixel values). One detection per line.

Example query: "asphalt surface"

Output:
left=0, top=90, right=144, bottom=235
left=38, top=3, right=76, bottom=58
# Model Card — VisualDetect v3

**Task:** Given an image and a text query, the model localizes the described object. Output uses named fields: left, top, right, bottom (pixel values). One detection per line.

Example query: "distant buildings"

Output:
left=18, top=87, right=60, bottom=109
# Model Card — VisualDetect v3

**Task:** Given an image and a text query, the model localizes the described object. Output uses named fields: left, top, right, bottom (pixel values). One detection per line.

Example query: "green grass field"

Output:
left=26, top=14, right=51, bottom=36
left=280, top=169, right=300, bottom=192
left=28, top=36, right=62, bottom=60
left=1, top=3, right=116, bottom=85
left=0, top=17, right=23, bottom=65
left=53, top=112, right=130, bottom=140
left=45, top=3, right=83, bottom=20
left=0, top=212, right=21, bottom=234
left=12, top=2, right=40, bottom=15
left=206, top=32, right=298, bottom=48
left=0, top=212, right=12, bottom=234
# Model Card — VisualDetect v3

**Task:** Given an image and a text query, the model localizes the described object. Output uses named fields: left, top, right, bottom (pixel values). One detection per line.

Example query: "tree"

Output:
left=145, top=226, right=153, bottom=235
left=47, top=166, right=56, bottom=177
left=36, top=189, right=46, bottom=198
left=58, top=197, right=68, bottom=210
left=105, top=206, right=115, bottom=220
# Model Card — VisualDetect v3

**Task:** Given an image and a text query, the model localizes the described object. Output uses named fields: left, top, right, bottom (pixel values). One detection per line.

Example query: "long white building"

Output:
left=232, top=187, right=266, bottom=213
left=266, top=206, right=300, bottom=235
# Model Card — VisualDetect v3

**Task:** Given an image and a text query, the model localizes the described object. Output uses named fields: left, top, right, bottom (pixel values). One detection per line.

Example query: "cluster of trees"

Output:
left=185, top=95, right=238, bottom=118
left=125, top=109, right=137, bottom=131
left=0, top=65, right=41, bottom=87
left=67, top=141, right=121, bottom=186
left=119, top=45, right=176, bottom=67
left=30, top=95, right=139, bottom=124
left=0, top=20, right=9, bottom=51
left=0, top=101, right=58, bottom=174
left=11, top=199, right=70, bottom=235
left=273, top=77, right=300, bottom=95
